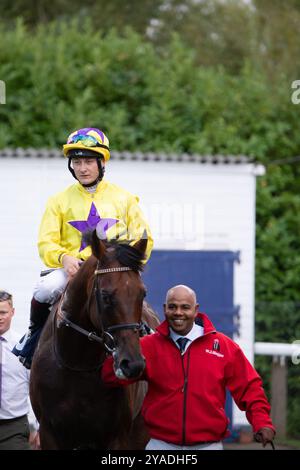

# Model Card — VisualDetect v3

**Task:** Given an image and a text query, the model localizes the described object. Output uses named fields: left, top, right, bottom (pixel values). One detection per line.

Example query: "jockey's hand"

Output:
left=254, top=427, right=275, bottom=447
left=62, top=255, right=81, bottom=279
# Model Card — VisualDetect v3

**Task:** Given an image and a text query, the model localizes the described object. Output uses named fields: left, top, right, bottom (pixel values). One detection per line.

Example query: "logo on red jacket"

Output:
left=205, top=338, right=224, bottom=358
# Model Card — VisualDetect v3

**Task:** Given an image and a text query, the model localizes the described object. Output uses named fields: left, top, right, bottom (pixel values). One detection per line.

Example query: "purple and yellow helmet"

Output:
left=63, top=128, right=110, bottom=162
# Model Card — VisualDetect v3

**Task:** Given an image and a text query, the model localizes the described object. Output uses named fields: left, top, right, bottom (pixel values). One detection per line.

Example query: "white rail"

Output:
left=254, top=342, right=300, bottom=363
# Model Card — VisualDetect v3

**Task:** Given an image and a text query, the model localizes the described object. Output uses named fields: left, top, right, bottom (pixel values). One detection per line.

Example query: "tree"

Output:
left=0, top=0, right=163, bottom=34
left=252, top=0, right=300, bottom=80
left=151, top=0, right=255, bottom=73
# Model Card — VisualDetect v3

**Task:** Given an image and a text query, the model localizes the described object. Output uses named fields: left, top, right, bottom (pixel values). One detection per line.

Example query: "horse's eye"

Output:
left=102, top=291, right=113, bottom=306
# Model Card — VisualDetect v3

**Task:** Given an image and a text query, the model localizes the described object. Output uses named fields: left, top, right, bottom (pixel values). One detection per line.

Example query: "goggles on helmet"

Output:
left=67, top=134, right=108, bottom=150
left=63, top=127, right=110, bottom=161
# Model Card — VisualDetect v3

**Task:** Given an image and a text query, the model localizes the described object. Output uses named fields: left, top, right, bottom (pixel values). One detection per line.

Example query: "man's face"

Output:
left=164, top=287, right=199, bottom=335
left=71, top=157, right=104, bottom=185
left=0, top=300, right=14, bottom=335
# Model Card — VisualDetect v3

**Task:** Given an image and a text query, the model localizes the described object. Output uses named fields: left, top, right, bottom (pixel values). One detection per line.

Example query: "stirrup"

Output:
left=12, top=328, right=42, bottom=363
left=12, top=332, right=31, bottom=356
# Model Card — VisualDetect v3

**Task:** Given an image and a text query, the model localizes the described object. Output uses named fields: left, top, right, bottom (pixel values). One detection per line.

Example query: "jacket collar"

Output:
left=156, top=312, right=216, bottom=338
left=76, top=179, right=107, bottom=195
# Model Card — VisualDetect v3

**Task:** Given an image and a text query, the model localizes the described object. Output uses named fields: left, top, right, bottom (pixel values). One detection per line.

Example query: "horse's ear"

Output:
left=133, top=230, right=148, bottom=256
left=83, top=230, right=106, bottom=260
left=91, top=229, right=106, bottom=260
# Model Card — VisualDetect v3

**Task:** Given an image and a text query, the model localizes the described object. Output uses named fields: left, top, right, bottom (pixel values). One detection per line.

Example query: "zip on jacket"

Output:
left=179, top=330, right=216, bottom=445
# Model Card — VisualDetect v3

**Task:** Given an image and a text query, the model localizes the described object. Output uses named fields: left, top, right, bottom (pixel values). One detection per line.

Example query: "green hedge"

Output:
left=1, top=19, right=299, bottom=159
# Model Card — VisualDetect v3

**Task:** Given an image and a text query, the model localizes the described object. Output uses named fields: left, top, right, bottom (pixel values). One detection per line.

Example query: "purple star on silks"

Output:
left=68, top=202, right=118, bottom=251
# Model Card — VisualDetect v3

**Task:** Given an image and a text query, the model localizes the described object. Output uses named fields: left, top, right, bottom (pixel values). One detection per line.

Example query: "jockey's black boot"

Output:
left=12, top=298, right=51, bottom=369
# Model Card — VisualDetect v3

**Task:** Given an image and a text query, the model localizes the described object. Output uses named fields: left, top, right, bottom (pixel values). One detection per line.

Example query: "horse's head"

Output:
left=89, top=230, right=147, bottom=380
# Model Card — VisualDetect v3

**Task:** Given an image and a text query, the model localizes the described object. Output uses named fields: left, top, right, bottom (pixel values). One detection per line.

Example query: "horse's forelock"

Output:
left=114, top=243, right=145, bottom=272
left=83, top=230, right=145, bottom=271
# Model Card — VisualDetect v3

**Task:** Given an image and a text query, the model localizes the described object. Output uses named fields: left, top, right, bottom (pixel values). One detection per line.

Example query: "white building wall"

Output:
left=0, top=156, right=260, bottom=428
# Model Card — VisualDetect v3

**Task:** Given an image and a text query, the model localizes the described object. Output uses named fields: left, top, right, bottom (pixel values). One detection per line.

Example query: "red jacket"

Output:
left=102, top=313, right=275, bottom=445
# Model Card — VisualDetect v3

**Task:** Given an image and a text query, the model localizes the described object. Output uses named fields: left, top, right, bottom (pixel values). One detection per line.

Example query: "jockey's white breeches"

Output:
left=33, top=268, right=68, bottom=304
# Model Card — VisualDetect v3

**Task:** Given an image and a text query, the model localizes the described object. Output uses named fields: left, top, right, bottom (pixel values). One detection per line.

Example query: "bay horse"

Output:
left=30, top=231, right=159, bottom=450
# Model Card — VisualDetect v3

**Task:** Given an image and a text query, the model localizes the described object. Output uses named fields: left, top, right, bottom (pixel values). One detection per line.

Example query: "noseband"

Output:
left=57, top=264, right=143, bottom=354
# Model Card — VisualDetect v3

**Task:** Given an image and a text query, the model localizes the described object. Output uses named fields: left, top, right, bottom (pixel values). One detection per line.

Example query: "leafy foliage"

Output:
left=255, top=167, right=300, bottom=437
left=1, top=20, right=300, bottom=157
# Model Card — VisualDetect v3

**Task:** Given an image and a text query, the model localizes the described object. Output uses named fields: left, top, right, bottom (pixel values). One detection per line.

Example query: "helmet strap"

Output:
left=68, top=158, right=105, bottom=187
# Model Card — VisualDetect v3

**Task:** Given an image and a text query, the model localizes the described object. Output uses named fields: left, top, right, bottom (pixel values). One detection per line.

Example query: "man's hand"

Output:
left=254, top=427, right=275, bottom=447
left=62, top=255, right=81, bottom=279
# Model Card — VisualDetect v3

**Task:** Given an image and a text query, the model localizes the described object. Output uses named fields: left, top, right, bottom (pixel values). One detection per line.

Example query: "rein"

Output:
left=54, top=264, right=144, bottom=371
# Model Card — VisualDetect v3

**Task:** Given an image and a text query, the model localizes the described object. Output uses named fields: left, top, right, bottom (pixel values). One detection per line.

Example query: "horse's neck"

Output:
left=56, top=284, right=104, bottom=370
left=62, top=273, right=91, bottom=324
left=63, top=260, right=97, bottom=321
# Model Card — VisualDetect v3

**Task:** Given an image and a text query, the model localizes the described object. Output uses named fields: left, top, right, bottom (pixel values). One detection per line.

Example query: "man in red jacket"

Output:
left=102, top=284, right=275, bottom=450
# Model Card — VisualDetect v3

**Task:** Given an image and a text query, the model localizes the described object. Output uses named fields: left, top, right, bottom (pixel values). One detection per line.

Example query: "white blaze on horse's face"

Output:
left=114, top=367, right=127, bottom=380
left=113, top=351, right=127, bottom=380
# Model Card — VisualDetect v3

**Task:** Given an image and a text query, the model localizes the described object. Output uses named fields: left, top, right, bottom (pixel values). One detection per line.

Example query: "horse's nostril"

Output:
left=120, top=358, right=145, bottom=379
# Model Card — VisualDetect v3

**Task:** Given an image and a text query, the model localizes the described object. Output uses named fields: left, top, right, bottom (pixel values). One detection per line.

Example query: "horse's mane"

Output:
left=83, top=230, right=146, bottom=273
left=107, top=241, right=145, bottom=273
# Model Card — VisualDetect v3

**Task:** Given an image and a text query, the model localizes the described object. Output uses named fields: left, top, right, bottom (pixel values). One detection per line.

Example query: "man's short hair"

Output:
left=0, top=290, right=13, bottom=306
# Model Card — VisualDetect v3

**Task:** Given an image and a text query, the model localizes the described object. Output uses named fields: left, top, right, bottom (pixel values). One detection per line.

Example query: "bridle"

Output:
left=55, top=263, right=144, bottom=370
left=93, top=263, right=144, bottom=351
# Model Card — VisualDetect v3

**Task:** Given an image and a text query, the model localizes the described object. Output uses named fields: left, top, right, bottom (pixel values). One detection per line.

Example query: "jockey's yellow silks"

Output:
left=38, top=180, right=153, bottom=267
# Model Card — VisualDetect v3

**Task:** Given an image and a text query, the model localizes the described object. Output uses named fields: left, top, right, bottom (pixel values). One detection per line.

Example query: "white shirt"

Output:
left=170, top=322, right=204, bottom=354
left=0, top=329, right=30, bottom=420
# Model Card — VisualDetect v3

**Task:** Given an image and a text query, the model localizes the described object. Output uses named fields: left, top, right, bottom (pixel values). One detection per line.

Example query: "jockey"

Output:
left=13, top=127, right=153, bottom=369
